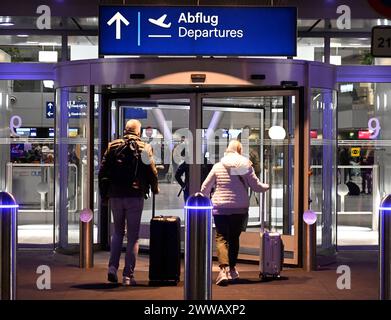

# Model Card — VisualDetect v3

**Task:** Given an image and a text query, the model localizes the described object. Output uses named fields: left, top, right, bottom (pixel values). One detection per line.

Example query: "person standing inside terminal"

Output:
left=175, top=160, right=189, bottom=202
left=201, top=140, right=269, bottom=286
left=99, top=119, right=159, bottom=286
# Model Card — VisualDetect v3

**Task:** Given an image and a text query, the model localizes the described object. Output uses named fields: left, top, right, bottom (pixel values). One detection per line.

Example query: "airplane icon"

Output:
left=148, top=14, right=171, bottom=28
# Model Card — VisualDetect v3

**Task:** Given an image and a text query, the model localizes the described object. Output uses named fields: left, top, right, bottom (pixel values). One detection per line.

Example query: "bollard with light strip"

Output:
left=79, top=208, right=94, bottom=269
left=379, top=194, right=391, bottom=300
left=303, top=209, right=317, bottom=272
left=184, top=192, right=213, bottom=300
left=0, top=191, right=18, bottom=300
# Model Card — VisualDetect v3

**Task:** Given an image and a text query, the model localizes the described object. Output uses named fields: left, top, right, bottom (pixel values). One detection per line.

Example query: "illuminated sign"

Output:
left=368, top=117, right=381, bottom=139
left=46, top=102, right=55, bottom=119
left=372, top=26, right=391, bottom=57
left=358, top=131, right=371, bottom=139
left=351, top=147, right=361, bottom=158
left=10, top=115, right=22, bottom=136
left=99, top=6, right=297, bottom=56
left=67, top=101, right=87, bottom=119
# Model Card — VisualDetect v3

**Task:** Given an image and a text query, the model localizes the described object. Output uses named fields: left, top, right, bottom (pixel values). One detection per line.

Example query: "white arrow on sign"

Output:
left=107, top=12, right=130, bottom=40
left=47, top=111, right=54, bottom=117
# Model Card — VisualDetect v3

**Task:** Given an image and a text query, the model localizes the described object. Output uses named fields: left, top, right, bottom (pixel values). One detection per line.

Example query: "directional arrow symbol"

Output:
left=107, top=12, right=129, bottom=40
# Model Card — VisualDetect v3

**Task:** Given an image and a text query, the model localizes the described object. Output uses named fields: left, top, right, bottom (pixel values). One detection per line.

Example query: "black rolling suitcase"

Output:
left=149, top=194, right=181, bottom=284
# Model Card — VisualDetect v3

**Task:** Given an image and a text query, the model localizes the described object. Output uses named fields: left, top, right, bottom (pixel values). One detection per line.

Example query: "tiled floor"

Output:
left=16, top=250, right=379, bottom=300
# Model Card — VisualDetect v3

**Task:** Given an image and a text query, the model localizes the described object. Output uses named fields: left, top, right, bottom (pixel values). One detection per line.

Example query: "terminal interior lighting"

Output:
left=0, top=204, right=19, bottom=209
left=80, top=208, right=93, bottom=223
left=337, top=184, right=349, bottom=197
left=268, top=125, right=286, bottom=140
left=303, top=210, right=317, bottom=225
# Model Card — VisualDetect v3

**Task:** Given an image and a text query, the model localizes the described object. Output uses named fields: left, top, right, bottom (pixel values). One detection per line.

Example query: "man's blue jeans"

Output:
left=109, top=197, right=144, bottom=277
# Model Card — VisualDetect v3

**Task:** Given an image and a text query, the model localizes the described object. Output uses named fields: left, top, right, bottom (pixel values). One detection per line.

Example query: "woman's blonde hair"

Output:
left=226, top=140, right=242, bottom=155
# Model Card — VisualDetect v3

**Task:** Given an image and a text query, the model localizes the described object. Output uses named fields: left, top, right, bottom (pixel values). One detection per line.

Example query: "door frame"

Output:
left=197, top=88, right=305, bottom=266
left=100, top=85, right=307, bottom=266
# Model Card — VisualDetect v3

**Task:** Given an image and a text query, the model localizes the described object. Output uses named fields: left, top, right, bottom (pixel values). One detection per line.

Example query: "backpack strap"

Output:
left=223, top=164, right=248, bottom=192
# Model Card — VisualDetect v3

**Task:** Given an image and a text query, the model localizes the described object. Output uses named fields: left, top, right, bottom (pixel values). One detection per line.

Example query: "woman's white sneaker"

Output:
left=122, top=276, right=137, bottom=286
left=228, top=267, right=239, bottom=280
left=216, top=267, right=229, bottom=286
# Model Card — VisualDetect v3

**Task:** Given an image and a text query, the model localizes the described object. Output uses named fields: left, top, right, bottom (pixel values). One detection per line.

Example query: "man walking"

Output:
left=99, top=119, right=159, bottom=286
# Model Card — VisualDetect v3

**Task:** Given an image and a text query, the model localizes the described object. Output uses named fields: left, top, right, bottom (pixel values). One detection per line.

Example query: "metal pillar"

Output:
left=55, top=88, right=70, bottom=249
left=79, top=85, right=95, bottom=268
left=379, top=194, right=391, bottom=300
left=0, top=191, right=18, bottom=300
left=184, top=193, right=213, bottom=300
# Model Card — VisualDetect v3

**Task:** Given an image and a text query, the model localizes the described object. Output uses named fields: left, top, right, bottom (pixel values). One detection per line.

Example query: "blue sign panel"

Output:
left=99, top=6, right=297, bottom=56
left=46, top=102, right=55, bottom=119
left=124, top=108, right=148, bottom=119
left=67, top=101, right=87, bottom=119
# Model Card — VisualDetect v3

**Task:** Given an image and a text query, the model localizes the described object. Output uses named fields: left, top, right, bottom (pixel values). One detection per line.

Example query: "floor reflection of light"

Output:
left=18, top=224, right=98, bottom=244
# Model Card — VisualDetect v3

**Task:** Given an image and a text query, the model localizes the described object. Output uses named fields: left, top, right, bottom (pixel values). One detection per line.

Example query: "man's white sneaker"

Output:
left=228, top=267, right=239, bottom=281
left=122, top=276, right=137, bottom=286
left=215, top=267, right=229, bottom=286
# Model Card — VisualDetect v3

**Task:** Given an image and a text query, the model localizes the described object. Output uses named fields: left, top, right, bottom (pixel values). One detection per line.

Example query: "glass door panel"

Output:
left=200, top=90, right=301, bottom=265
left=111, top=97, right=190, bottom=244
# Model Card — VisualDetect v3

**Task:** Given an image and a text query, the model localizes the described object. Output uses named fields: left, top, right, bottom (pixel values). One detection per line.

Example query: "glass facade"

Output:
left=310, top=88, right=337, bottom=254
left=0, top=7, right=389, bottom=260
left=54, top=86, right=99, bottom=250
left=336, top=82, right=391, bottom=246
left=0, top=79, right=55, bottom=247
left=330, top=38, right=372, bottom=65
left=0, top=35, right=62, bottom=63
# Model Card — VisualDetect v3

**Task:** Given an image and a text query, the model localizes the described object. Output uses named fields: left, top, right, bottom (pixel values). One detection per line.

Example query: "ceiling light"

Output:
left=39, top=51, right=58, bottom=63
left=17, top=34, right=28, bottom=38
left=40, top=42, right=59, bottom=46
left=26, top=41, right=39, bottom=44
left=43, top=80, right=54, bottom=89
left=0, top=22, right=14, bottom=27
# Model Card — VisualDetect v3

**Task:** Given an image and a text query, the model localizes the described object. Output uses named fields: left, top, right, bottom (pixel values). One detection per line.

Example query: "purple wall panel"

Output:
left=0, top=63, right=54, bottom=80
left=337, top=65, right=391, bottom=83
left=54, top=62, right=90, bottom=87
left=56, top=58, right=314, bottom=88
left=309, top=63, right=336, bottom=89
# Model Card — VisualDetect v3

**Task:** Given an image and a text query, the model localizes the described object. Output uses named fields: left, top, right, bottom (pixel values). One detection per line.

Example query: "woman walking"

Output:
left=201, top=140, right=269, bottom=286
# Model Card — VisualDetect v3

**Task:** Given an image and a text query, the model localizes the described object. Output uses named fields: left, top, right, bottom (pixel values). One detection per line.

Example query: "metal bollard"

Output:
left=379, top=194, right=391, bottom=300
left=184, top=192, right=213, bottom=300
left=303, top=210, right=317, bottom=272
left=0, top=191, right=18, bottom=300
left=79, top=208, right=94, bottom=269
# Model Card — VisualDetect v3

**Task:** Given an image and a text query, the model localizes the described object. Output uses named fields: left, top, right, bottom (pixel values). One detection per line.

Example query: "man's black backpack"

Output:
left=110, top=138, right=140, bottom=187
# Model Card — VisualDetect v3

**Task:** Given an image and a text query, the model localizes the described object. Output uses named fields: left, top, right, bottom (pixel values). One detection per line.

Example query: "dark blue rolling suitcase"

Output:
left=149, top=195, right=181, bottom=284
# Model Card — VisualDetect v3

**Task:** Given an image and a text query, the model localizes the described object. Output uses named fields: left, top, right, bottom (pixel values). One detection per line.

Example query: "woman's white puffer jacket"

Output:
left=200, top=152, right=269, bottom=215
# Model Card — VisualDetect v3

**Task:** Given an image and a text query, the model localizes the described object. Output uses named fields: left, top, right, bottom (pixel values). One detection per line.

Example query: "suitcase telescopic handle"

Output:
left=152, top=192, right=155, bottom=218
left=260, top=191, right=265, bottom=234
